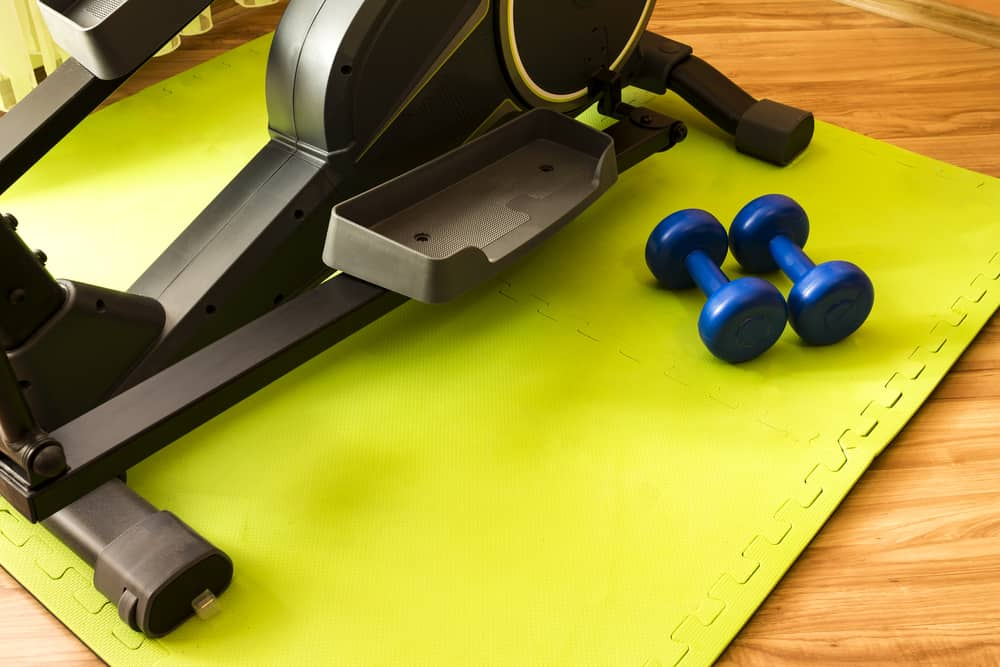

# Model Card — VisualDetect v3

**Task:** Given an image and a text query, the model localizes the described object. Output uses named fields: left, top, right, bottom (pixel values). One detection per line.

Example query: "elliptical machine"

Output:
left=0, top=0, right=813, bottom=637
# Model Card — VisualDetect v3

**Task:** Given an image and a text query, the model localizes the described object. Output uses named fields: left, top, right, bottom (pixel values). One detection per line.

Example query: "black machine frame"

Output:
left=0, top=0, right=814, bottom=637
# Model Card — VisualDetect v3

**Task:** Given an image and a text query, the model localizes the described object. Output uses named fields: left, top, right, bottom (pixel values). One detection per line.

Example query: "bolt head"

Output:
left=31, top=442, right=67, bottom=479
left=7, top=288, right=26, bottom=305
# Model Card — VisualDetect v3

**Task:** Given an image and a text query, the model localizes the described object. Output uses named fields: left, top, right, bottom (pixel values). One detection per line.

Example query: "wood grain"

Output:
left=832, top=0, right=1000, bottom=47
left=0, top=1, right=997, bottom=664
left=945, top=0, right=1000, bottom=16
left=721, top=326, right=1000, bottom=664
left=100, top=0, right=290, bottom=108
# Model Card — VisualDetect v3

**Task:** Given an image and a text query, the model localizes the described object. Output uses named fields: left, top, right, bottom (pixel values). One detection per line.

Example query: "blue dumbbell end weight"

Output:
left=698, top=275, right=789, bottom=363
left=647, top=209, right=788, bottom=363
left=783, top=255, right=875, bottom=346
left=731, top=194, right=874, bottom=345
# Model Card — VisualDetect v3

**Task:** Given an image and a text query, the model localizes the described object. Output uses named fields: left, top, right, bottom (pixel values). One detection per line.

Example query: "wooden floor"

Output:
left=947, top=0, right=1000, bottom=13
left=1, top=1, right=998, bottom=664
left=833, top=0, right=1000, bottom=47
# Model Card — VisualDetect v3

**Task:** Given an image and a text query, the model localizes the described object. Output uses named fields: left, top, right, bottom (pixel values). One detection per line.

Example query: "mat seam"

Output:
left=494, top=244, right=999, bottom=665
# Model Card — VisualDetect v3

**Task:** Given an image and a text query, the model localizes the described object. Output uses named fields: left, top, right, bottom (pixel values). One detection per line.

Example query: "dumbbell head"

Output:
left=646, top=209, right=787, bottom=363
left=645, top=208, right=728, bottom=289
left=729, top=194, right=810, bottom=273
left=786, top=260, right=874, bottom=345
left=699, top=276, right=788, bottom=363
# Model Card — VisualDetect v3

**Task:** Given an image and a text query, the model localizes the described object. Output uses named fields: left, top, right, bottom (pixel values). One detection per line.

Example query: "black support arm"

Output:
left=0, top=0, right=218, bottom=195
left=0, top=60, right=132, bottom=196
left=630, top=32, right=815, bottom=166
left=668, top=55, right=755, bottom=135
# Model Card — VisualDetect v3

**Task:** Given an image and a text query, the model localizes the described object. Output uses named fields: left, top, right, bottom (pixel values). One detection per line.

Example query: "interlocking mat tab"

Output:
left=0, top=36, right=997, bottom=666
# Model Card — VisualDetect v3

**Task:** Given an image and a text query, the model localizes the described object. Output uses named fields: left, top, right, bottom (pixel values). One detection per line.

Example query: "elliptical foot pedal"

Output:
left=39, top=0, right=212, bottom=79
left=325, top=109, right=617, bottom=303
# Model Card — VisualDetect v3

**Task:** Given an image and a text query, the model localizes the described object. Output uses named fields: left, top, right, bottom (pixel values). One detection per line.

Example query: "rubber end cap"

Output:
left=735, top=100, right=815, bottom=166
left=94, top=512, right=233, bottom=637
left=31, top=442, right=67, bottom=479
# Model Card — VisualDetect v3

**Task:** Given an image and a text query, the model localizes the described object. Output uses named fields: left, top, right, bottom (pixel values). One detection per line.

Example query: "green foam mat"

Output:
left=0, top=35, right=997, bottom=666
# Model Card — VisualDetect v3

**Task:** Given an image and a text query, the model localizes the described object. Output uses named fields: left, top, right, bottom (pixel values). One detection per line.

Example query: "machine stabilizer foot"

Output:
left=735, top=99, right=815, bottom=166
left=44, top=480, right=232, bottom=637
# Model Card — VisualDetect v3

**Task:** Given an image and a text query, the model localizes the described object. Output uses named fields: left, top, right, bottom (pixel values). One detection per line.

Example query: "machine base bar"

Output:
left=1, top=275, right=404, bottom=520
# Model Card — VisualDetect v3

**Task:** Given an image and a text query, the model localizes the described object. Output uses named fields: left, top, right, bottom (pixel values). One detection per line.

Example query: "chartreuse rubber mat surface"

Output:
left=0, top=35, right=998, bottom=666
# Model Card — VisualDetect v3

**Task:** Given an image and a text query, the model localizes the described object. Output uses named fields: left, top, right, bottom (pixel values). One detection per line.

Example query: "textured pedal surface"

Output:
left=65, top=0, right=128, bottom=24
left=0, top=35, right=997, bottom=667
left=356, top=141, right=598, bottom=259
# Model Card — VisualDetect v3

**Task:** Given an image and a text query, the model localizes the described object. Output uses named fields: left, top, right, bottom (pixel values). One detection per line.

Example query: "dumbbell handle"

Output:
left=770, top=234, right=816, bottom=282
left=685, top=250, right=728, bottom=295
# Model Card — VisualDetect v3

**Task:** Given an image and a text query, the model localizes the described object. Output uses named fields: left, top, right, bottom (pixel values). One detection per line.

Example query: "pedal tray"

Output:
left=39, top=0, right=210, bottom=79
left=325, top=109, right=617, bottom=304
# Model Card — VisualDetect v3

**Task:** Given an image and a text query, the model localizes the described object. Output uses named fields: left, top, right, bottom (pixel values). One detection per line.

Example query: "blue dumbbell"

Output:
left=646, top=209, right=788, bottom=363
left=729, top=194, right=874, bottom=346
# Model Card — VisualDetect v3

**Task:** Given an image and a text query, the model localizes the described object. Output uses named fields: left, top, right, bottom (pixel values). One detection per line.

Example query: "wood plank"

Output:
left=949, top=0, right=1000, bottom=15
left=101, top=0, right=289, bottom=108
left=944, top=0, right=1000, bottom=16
left=833, top=0, right=1000, bottom=47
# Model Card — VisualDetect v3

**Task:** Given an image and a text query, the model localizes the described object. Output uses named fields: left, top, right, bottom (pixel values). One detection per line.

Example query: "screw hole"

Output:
left=293, top=209, right=305, bottom=220
left=205, top=304, right=217, bottom=315
left=341, top=65, right=353, bottom=76
left=273, top=293, right=285, bottom=306
left=8, top=288, right=26, bottom=305
left=18, top=380, right=31, bottom=391
left=96, top=299, right=107, bottom=314
left=414, top=233, right=430, bottom=243
left=540, top=164, right=555, bottom=172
